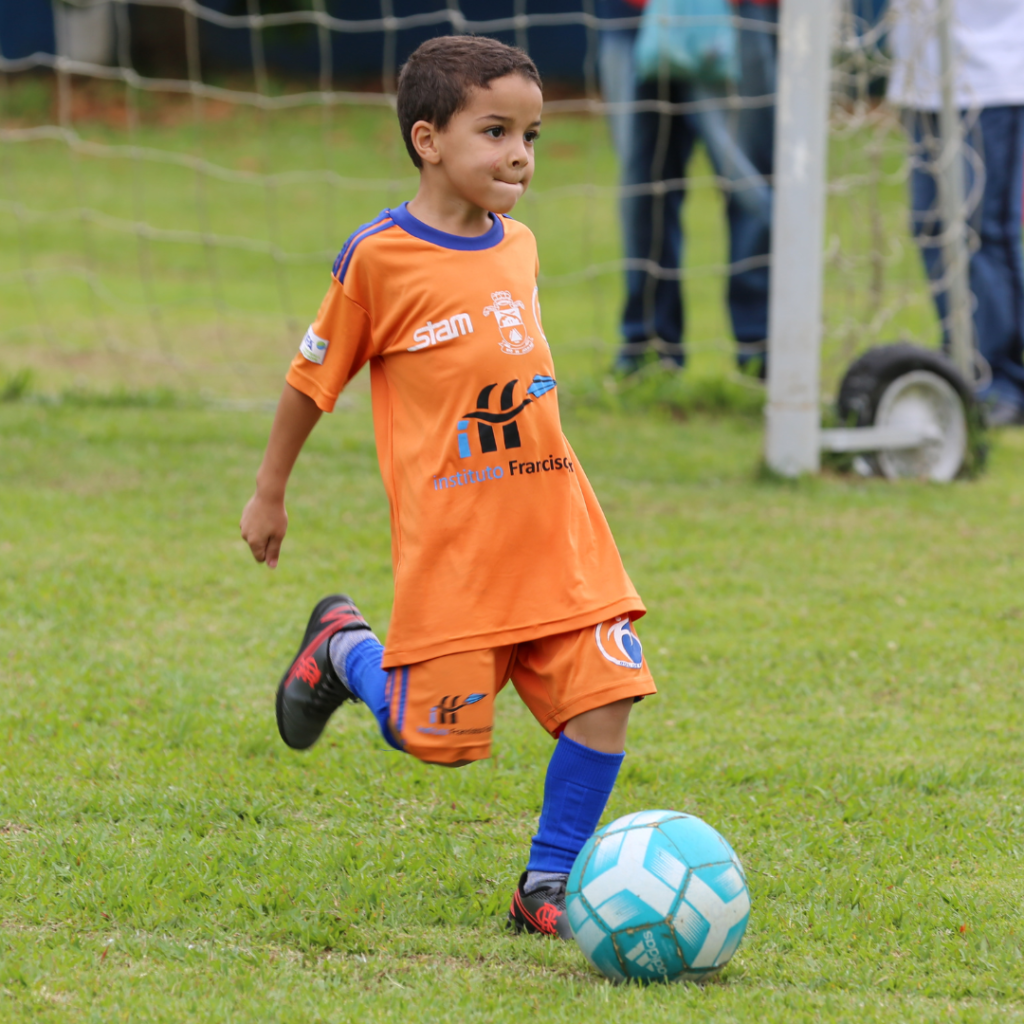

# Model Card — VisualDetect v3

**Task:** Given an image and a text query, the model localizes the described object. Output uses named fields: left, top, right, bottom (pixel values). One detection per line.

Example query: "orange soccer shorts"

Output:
left=382, top=615, right=657, bottom=765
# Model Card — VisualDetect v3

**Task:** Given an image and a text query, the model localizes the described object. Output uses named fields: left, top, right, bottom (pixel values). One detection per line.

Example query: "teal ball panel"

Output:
left=658, top=813, right=739, bottom=867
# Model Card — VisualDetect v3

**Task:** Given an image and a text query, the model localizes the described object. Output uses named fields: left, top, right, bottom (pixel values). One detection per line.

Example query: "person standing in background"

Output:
left=888, top=0, right=1024, bottom=426
left=598, top=0, right=778, bottom=377
left=597, top=0, right=645, bottom=166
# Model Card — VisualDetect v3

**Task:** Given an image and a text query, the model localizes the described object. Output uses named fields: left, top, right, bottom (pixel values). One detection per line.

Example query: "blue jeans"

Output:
left=598, top=28, right=638, bottom=172
left=909, top=105, right=1024, bottom=407
left=599, top=3, right=777, bottom=369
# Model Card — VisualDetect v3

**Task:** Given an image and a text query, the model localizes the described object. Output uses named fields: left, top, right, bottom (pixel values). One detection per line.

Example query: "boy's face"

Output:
left=421, top=73, right=543, bottom=214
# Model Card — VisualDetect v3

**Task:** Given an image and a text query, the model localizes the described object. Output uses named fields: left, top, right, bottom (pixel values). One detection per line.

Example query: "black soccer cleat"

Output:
left=507, top=871, right=573, bottom=939
left=275, top=594, right=369, bottom=750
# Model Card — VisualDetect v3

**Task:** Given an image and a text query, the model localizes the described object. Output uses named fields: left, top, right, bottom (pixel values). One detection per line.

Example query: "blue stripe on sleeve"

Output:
left=331, top=210, right=396, bottom=283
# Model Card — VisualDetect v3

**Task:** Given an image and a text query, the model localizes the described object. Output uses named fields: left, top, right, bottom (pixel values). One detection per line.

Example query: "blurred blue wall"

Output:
left=0, top=0, right=57, bottom=60
left=199, top=0, right=590, bottom=82
left=0, top=0, right=590, bottom=81
left=0, top=1, right=894, bottom=82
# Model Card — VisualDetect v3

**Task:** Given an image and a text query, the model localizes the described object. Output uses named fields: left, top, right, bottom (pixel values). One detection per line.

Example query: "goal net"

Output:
left=0, top=1, right=951, bottom=403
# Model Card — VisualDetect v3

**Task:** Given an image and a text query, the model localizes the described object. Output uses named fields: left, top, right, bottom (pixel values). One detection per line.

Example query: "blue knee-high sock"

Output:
left=527, top=733, right=625, bottom=875
left=330, top=634, right=403, bottom=752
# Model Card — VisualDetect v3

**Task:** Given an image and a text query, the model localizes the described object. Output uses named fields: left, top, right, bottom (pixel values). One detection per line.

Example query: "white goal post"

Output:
left=765, top=0, right=972, bottom=478
left=763, top=0, right=833, bottom=477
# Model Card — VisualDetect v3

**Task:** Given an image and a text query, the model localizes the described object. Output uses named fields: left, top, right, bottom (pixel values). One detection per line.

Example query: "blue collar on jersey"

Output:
left=390, top=201, right=505, bottom=251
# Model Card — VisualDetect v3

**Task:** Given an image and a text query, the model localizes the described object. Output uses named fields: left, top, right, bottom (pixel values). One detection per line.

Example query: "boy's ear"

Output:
left=410, top=120, right=443, bottom=166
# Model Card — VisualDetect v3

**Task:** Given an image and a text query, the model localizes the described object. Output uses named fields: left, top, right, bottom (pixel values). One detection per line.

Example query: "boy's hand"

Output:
left=240, top=382, right=323, bottom=570
left=241, top=491, right=288, bottom=569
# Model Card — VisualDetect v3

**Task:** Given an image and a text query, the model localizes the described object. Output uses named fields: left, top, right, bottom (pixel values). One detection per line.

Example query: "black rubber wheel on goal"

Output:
left=835, top=342, right=986, bottom=479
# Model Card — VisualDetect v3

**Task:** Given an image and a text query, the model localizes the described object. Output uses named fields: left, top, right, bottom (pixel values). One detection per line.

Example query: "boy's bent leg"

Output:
left=349, top=646, right=512, bottom=766
left=276, top=595, right=371, bottom=750
left=329, top=627, right=400, bottom=750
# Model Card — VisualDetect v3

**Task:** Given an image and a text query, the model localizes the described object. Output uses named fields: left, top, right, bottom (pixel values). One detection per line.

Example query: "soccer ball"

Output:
left=565, top=810, right=750, bottom=984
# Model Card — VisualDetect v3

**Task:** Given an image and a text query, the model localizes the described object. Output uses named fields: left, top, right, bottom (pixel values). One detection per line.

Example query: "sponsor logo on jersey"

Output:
left=455, top=375, right=556, bottom=459
left=433, top=465, right=505, bottom=490
left=408, top=312, right=474, bottom=352
left=508, top=455, right=574, bottom=476
left=483, top=290, right=534, bottom=355
left=429, top=693, right=487, bottom=725
left=433, top=375, right=569, bottom=492
left=595, top=616, right=643, bottom=669
left=299, top=326, right=329, bottom=364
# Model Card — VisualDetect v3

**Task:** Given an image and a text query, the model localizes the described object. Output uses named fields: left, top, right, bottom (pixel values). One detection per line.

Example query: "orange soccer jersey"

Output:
left=287, top=203, right=645, bottom=668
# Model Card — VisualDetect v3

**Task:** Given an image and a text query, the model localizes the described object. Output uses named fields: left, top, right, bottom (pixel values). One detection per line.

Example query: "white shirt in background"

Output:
left=886, top=0, right=1024, bottom=110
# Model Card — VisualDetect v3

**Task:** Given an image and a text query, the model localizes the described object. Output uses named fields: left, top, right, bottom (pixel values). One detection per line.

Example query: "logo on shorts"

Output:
left=430, top=693, right=486, bottom=725
left=483, top=290, right=534, bottom=355
left=595, top=617, right=643, bottom=669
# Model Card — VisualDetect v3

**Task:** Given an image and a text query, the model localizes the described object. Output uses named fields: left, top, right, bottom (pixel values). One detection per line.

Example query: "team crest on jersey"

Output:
left=483, top=290, right=534, bottom=355
left=595, top=616, right=643, bottom=669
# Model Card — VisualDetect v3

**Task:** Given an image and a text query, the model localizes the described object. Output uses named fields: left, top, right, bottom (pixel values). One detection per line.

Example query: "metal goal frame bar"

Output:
left=764, top=0, right=970, bottom=476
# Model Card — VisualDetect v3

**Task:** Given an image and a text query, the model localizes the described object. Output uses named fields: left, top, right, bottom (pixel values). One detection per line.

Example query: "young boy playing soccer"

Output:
left=240, top=34, right=656, bottom=939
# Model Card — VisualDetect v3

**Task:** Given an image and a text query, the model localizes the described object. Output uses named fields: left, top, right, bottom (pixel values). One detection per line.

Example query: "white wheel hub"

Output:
left=874, top=370, right=968, bottom=482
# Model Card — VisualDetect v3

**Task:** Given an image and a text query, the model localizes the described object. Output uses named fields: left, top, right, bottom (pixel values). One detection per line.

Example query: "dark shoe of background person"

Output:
left=612, top=345, right=681, bottom=377
left=984, top=399, right=1024, bottom=428
left=737, top=353, right=767, bottom=381
left=611, top=350, right=646, bottom=377
left=507, top=871, right=573, bottom=939
left=275, top=594, right=368, bottom=749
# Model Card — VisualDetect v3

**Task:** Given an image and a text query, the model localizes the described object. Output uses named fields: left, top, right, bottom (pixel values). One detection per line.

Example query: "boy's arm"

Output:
left=240, top=381, right=323, bottom=569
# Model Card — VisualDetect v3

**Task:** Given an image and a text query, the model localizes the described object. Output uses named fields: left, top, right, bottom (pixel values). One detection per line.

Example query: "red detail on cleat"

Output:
left=323, top=607, right=363, bottom=628
left=292, top=653, right=321, bottom=687
left=285, top=602, right=367, bottom=691
left=511, top=888, right=565, bottom=936
left=533, top=902, right=562, bottom=935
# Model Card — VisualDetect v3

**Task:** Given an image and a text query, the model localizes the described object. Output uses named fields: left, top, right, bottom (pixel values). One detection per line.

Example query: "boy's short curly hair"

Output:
left=397, top=35, right=542, bottom=169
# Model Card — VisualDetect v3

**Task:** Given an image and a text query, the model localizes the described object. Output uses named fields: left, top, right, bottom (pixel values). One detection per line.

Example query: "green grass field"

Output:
left=4, top=393, right=1024, bottom=1022
left=4, top=73, right=1023, bottom=1023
